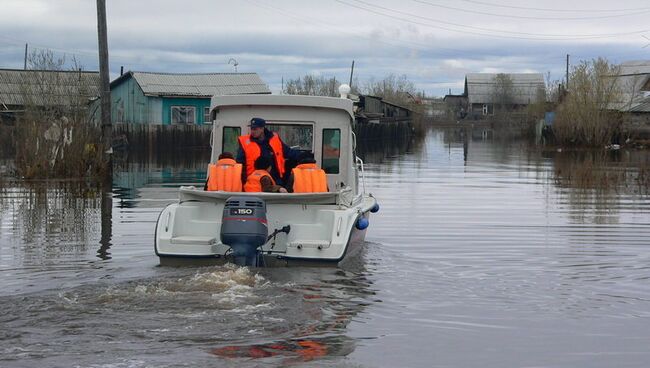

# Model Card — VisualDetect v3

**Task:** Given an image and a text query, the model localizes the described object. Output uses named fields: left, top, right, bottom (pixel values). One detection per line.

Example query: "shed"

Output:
left=109, top=71, right=270, bottom=125
left=356, top=95, right=412, bottom=122
left=464, top=73, right=545, bottom=115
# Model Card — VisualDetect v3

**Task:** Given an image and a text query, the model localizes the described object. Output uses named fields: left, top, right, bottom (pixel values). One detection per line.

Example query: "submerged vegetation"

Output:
left=553, top=58, right=623, bottom=147
left=12, top=50, right=108, bottom=179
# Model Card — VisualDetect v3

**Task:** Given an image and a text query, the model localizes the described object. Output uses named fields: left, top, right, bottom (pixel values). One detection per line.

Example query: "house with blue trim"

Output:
left=109, top=71, right=270, bottom=125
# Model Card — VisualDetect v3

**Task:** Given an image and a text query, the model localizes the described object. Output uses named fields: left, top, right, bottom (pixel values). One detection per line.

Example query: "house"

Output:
left=0, top=68, right=100, bottom=124
left=109, top=71, right=270, bottom=125
left=464, top=73, right=545, bottom=116
left=614, top=60, right=650, bottom=114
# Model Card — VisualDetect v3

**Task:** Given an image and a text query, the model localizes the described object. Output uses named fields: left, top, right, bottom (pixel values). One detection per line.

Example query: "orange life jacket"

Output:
left=292, top=163, right=328, bottom=193
left=238, top=133, right=286, bottom=178
left=206, top=158, right=242, bottom=191
left=244, top=169, right=275, bottom=192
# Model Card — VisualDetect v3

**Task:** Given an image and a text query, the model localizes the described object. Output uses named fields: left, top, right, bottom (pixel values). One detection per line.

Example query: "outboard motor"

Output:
left=220, top=196, right=268, bottom=267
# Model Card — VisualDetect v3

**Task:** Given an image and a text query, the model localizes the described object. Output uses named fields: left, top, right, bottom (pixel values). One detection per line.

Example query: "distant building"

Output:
left=109, top=71, right=270, bottom=125
left=354, top=95, right=413, bottom=124
left=443, top=93, right=468, bottom=119
left=0, top=68, right=100, bottom=123
left=613, top=61, right=650, bottom=114
left=420, top=97, right=446, bottom=119
left=464, top=73, right=545, bottom=117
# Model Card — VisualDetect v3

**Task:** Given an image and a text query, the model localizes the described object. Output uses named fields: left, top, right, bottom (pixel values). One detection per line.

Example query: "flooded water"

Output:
left=1, top=129, right=650, bottom=367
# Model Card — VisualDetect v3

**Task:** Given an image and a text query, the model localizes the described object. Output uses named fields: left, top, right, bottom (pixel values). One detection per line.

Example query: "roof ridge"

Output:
left=131, top=71, right=258, bottom=75
left=0, top=68, right=99, bottom=74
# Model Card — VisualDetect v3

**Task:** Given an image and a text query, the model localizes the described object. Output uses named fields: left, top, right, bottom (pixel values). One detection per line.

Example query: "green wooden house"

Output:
left=109, top=71, right=270, bottom=125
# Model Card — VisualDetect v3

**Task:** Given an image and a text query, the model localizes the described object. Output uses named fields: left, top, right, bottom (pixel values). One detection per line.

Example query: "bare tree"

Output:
left=284, top=75, right=340, bottom=97
left=363, top=74, right=417, bottom=105
left=14, top=49, right=105, bottom=178
left=490, top=73, right=515, bottom=113
left=553, top=58, right=622, bottom=146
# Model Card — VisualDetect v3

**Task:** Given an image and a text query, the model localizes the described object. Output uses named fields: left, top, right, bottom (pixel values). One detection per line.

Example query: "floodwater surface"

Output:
left=1, top=129, right=650, bottom=367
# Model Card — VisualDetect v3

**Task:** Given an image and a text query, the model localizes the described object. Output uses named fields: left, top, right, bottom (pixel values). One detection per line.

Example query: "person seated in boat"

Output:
left=286, top=152, right=329, bottom=193
left=204, top=152, right=243, bottom=191
left=244, top=156, right=288, bottom=193
left=237, top=117, right=300, bottom=186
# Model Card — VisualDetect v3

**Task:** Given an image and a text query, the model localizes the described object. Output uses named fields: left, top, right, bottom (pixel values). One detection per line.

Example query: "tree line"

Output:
left=284, top=73, right=425, bottom=106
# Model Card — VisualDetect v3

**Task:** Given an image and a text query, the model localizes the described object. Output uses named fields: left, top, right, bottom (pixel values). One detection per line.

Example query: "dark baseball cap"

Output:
left=249, top=117, right=266, bottom=128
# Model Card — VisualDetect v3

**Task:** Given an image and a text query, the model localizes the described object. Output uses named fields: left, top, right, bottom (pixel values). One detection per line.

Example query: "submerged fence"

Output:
left=114, top=120, right=414, bottom=153
left=113, top=123, right=212, bottom=153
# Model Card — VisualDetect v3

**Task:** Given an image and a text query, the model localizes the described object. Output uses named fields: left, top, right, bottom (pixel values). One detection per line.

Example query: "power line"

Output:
left=244, top=0, right=475, bottom=56
left=408, top=0, right=650, bottom=20
left=336, top=0, right=650, bottom=40
left=244, top=0, right=577, bottom=67
left=450, top=0, right=650, bottom=13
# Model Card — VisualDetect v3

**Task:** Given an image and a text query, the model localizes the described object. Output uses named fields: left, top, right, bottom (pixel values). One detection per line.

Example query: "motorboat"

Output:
left=154, top=86, right=379, bottom=266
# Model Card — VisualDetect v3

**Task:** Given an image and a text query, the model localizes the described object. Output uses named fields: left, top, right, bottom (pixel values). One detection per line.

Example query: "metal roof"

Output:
left=613, top=94, right=650, bottom=113
left=465, top=73, right=545, bottom=105
left=211, top=94, right=354, bottom=121
left=628, top=97, right=650, bottom=112
left=613, top=61, right=650, bottom=112
left=112, top=71, right=270, bottom=97
left=0, top=68, right=100, bottom=107
left=619, top=60, right=650, bottom=76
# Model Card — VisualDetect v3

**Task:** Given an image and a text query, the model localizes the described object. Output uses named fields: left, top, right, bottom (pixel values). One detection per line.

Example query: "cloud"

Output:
left=1, top=0, right=649, bottom=96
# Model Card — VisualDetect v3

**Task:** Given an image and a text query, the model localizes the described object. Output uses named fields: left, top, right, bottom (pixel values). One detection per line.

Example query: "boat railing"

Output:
left=356, top=156, right=366, bottom=195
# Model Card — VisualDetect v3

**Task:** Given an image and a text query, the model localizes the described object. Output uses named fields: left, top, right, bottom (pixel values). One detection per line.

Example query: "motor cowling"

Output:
left=220, top=196, right=268, bottom=266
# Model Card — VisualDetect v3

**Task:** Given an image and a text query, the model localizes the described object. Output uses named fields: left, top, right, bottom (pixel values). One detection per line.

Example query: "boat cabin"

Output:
left=208, top=95, right=359, bottom=195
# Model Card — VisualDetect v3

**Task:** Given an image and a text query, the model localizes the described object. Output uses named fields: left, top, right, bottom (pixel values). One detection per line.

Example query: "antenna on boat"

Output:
left=339, top=84, right=351, bottom=99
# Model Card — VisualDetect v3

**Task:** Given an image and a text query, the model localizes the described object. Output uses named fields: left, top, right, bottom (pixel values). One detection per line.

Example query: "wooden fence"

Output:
left=113, top=123, right=212, bottom=153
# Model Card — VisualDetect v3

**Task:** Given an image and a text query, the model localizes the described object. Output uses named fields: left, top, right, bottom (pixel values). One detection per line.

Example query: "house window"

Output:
left=171, top=106, right=195, bottom=124
left=482, top=104, right=493, bottom=115
left=322, top=129, right=340, bottom=174
left=203, top=107, right=211, bottom=123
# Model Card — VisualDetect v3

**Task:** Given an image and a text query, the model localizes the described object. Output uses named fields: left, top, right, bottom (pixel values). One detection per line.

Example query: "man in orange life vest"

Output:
left=244, top=156, right=288, bottom=193
left=204, top=152, right=242, bottom=191
left=286, top=152, right=329, bottom=193
left=237, top=117, right=299, bottom=185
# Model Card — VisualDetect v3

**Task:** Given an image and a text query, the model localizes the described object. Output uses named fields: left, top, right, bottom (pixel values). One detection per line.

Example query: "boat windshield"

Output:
left=267, top=123, right=313, bottom=151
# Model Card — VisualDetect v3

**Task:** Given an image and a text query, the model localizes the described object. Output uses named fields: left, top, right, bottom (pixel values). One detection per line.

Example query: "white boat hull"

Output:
left=155, top=189, right=377, bottom=266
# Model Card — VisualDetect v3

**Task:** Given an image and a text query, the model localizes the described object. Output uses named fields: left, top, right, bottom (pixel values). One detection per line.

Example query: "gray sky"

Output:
left=1, top=0, right=649, bottom=96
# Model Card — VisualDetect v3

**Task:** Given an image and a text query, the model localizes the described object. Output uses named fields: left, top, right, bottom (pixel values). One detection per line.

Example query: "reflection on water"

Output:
left=551, top=149, right=650, bottom=194
left=112, top=149, right=210, bottom=204
left=1, top=128, right=650, bottom=367
left=0, top=182, right=103, bottom=258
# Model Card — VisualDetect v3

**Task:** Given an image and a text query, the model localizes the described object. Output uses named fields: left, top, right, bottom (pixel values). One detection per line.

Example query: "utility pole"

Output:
left=348, top=60, right=355, bottom=87
left=566, top=54, right=570, bottom=90
left=96, top=0, right=112, bottom=175
left=24, top=44, right=28, bottom=70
